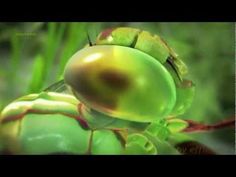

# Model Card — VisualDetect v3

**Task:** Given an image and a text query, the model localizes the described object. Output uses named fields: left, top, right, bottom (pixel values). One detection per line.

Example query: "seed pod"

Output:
left=64, top=27, right=195, bottom=122
left=64, top=45, right=176, bottom=122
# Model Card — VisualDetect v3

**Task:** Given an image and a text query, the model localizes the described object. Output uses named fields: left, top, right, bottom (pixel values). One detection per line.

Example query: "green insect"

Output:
left=0, top=27, right=197, bottom=155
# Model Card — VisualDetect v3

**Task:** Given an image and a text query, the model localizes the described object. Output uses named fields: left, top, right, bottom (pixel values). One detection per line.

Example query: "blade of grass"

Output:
left=43, top=22, right=66, bottom=82
left=28, top=55, right=44, bottom=93
left=10, top=32, right=21, bottom=78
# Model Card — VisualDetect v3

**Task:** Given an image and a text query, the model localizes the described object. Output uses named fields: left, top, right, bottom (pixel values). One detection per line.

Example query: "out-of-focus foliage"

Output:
left=0, top=22, right=234, bottom=154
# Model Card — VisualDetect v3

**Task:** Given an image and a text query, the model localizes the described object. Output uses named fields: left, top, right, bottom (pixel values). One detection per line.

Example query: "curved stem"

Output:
left=182, top=116, right=235, bottom=133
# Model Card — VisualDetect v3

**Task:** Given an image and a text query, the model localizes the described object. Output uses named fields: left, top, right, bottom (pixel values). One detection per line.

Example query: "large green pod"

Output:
left=64, top=45, right=176, bottom=122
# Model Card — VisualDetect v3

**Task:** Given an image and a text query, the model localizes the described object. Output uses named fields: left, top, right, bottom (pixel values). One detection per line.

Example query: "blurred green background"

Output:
left=0, top=22, right=235, bottom=154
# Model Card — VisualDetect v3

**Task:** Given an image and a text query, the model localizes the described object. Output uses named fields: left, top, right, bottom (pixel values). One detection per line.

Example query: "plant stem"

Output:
left=182, top=117, right=235, bottom=133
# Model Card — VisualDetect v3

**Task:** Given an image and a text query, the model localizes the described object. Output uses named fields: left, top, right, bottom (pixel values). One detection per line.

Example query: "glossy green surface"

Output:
left=64, top=45, right=176, bottom=122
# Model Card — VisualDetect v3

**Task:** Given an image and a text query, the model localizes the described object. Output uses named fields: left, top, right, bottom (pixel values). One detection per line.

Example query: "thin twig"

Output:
left=182, top=116, right=235, bottom=133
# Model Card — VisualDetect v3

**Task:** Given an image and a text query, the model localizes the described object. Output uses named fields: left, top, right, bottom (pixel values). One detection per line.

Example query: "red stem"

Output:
left=182, top=116, right=235, bottom=133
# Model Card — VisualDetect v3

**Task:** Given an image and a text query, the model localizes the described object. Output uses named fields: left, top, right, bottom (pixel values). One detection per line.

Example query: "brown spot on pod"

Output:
left=99, top=69, right=130, bottom=91
left=66, top=66, right=119, bottom=110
